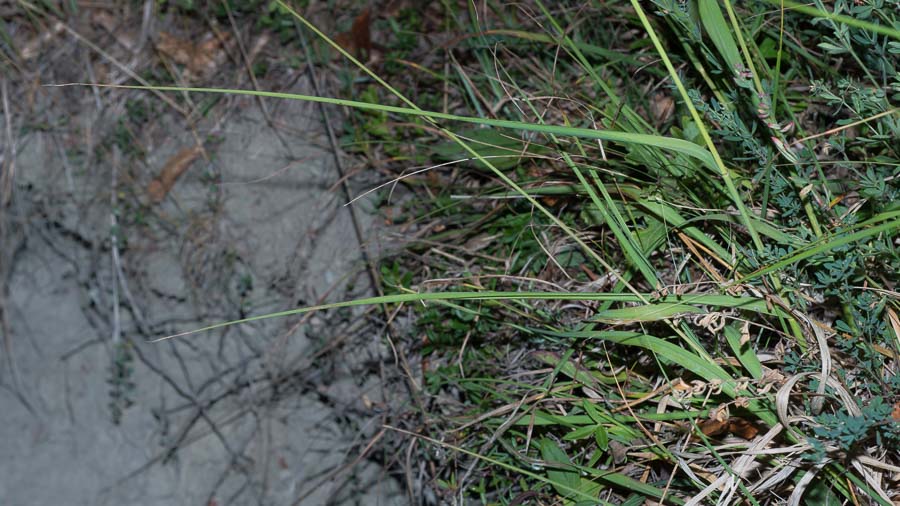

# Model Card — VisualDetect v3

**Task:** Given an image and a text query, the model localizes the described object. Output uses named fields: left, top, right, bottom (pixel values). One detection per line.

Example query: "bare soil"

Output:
left=0, top=4, right=405, bottom=505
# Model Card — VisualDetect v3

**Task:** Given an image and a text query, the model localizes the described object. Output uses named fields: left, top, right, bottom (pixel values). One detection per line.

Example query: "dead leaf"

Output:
left=799, top=183, right=813, bottom=199
left=892, top=401, right=900, bottom=422
left=334, top=9, right=372, bottom=58
left=887, top=308, right=900, bottom=346
left=671, top=378, right=693, bottom=399
left=650, top=93, right=675, bottom=125
left=425, top=168, right=441, bottom=188
left=147, top=146, right=203, bottom=203
left=727, top=418, right=759, bottom=440
left=156, top=32, right=230, bottom=80
left=698, top=417, right=729, bottom=438
left=739, top=320, right=751, bottom=346
left=608, top=440, right=628, bottom=464
left=156, top=32, right=193, bottom=65
left=579, top=264, right=599, bottom=282
left=540, top=196, right=560, bottom=207
left=333, top=32, right=353, bottom=54
left=463, top=233, right=498, bottom=253
left=351, top=9, right=372, bottom=56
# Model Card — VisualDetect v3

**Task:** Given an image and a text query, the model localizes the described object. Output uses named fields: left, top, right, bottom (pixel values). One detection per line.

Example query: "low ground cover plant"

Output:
left=355, top=1, right=900, bottom=503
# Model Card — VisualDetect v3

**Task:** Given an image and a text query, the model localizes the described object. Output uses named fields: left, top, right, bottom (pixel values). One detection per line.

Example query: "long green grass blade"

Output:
left=762, top=0, right=900, bottom=41
left=544, top=328, right=778, bottom=426
left=578, top=464, right=684, bottom=504
left=388, top=426, right=610, bottom=504
left=155, top=291, right=773, bottom=341
left=69, top=84, right=715, bottom=169
left=539, top=439, right=584, bottom=499
left=593, top=303, right=704, bottom=323
left=564, top=330, right=733, bottom=387
left=724, top=323, right=763, bottom=379
left=745, top=214, right=900, bottom=283
left=563, top=144, right=660, bottom=288
left=630, top=0, right=764, bottom=253
left=698, top=0, right=742, bottom=74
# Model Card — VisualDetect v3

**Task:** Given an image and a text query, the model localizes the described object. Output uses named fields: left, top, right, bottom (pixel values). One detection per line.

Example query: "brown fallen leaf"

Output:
left=739, top=320, right=751, bottom=346
left=698, top=417, right=730, bottom=438
left=156, top=32, right=192, bottom=65
left=650, top=93, right=675, bottom=125
left=351, top=9, right=372, bottom=56
left=334, top=9, right=372, bottom=58
left=608, top=440, right=628, bottom=464
left=727, top=418, right=759, bottom=440
left=695, top=415, right=759, bottom=440
left=540, top=196, right=560, bottom=207
left=892, top=401, right=900, bottom=422
left=156, top=32, right=230, bottom=80
left=147, top=146, right=203, bottom=203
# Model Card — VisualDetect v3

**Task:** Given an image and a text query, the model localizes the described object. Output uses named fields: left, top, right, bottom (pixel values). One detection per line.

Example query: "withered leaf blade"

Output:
left=156, top=32, right=229, bottom=80
left=334, top=9, right=372, bottom=58
left=334, top=32, right=354, bottom=53
left=727, top=418, right=759, bottom=440
left=156, top=32, right=194, bottom=66
left=650, top=93, right=674, bottom=125
left=351, top=9, right=372, bottom=56
left=698, top=417, right=729, bottom=438
left=147, top=146, right=203, bottom=203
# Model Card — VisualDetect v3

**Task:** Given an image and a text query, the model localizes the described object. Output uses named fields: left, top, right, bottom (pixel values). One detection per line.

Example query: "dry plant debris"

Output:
left=146, top=145, right=203, bottom=204
left=155, top=31, right=231, bottom=81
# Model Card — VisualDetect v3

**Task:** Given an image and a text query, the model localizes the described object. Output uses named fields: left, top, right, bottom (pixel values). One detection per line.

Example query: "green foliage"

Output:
left=381, top=261, right=414, bottom=290
left=689, top=89, right=772, bottom=165
left=813, top=397, right=900, bottom=450
left=537, top=438, right=581, bottom=498
left=382, top=7, right=424, bottom=75
left=107, top=341, right=136, bottom=425
left=833, top=291, right=891, bottom=377
left=358, top=0, right=900, bottom=501
left=416, top=300, right=500, bottom=356
left=108, top=97, right=155, bottom=157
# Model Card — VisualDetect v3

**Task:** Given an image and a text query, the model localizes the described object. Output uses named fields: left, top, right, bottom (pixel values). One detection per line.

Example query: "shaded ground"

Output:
left=0, top=4, right=405, bottom=505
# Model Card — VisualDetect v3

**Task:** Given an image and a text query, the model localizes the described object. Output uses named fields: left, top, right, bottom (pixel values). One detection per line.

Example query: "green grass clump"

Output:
left=351, top=1, right=900, bottom=504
